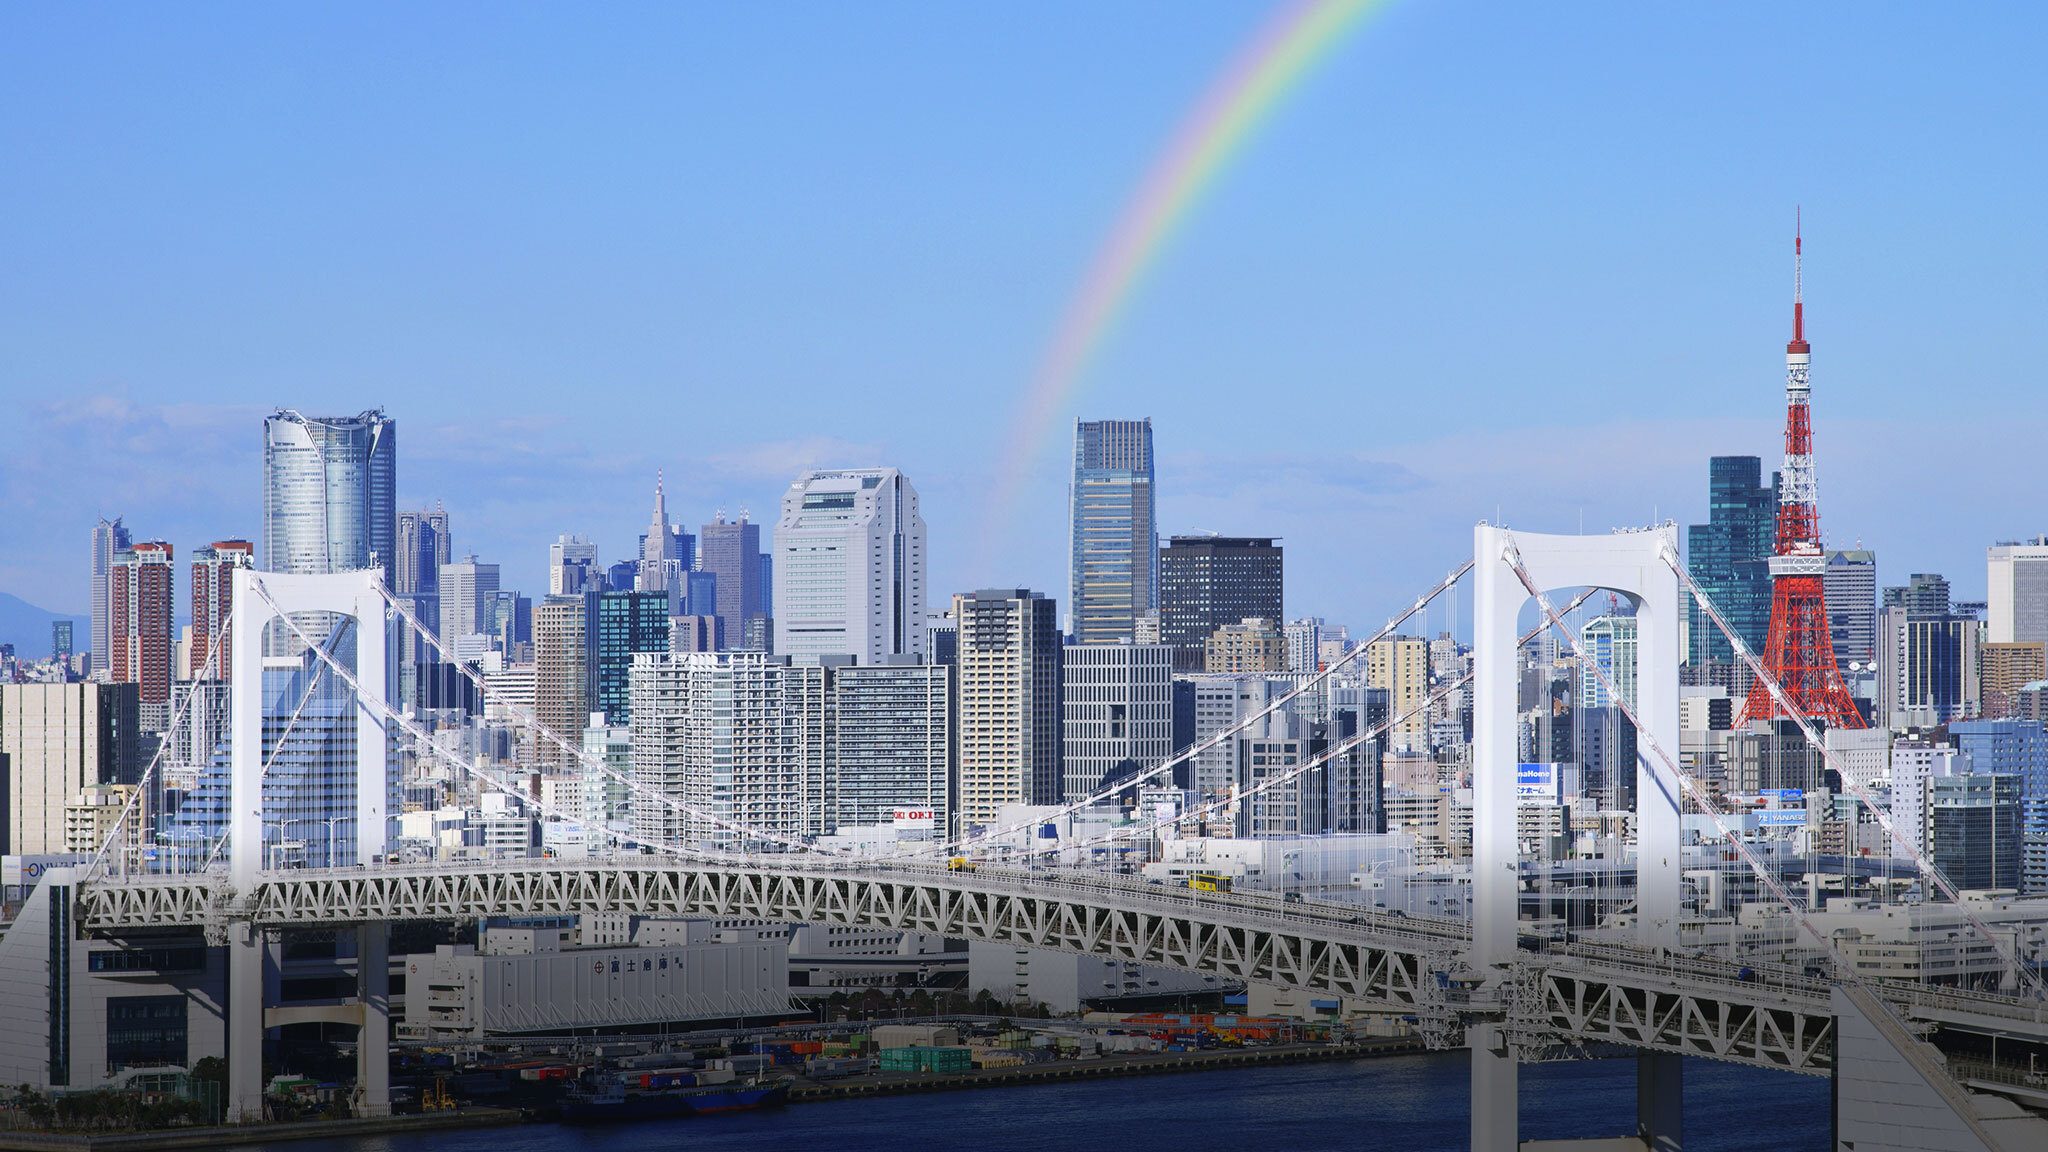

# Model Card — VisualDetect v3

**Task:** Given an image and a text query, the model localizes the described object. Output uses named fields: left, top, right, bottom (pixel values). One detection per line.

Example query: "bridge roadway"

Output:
left=70, top=857, right=2048, bottom=1080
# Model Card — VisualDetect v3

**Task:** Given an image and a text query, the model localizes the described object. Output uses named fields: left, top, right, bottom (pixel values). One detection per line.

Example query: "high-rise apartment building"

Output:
left=1061, top=643, right=1173, bottom=802
left=1982, top=643, right=2048, bottom=717
left=534, top=594, right=597, bottom=768
left=953, top=590, right=1062, bottom=829
left=581, top=716, right=634, bottom=853
left=190, top=541, right=254, bottom=681
left=629, top=651, right=821, bottom=850
left=1203, top=618, right=1286, bottom=674
left=1824, top=549, right=1877, bottom=673
left=834, top=660, right=951, bottom=831
left=1284, top=618, right=1324, bottom=674
left=91, top=516, right=131, bottom=676
left=109, top=542, right=175, bottom=719
left=1069, top=419, right=1157, bottom=645
left=1685, top=456, right=1776, bottom=670
left=700, top=514, right=763, bottom=652
left=774, top=468, right=927, bottom=664
left=1579, top=612, right=1638, bottom=710
left=262, top=409, right=397, bottom=586
left=1367, top=635, right=1429, bottom=753
left=439, top=556, right=501, bottom=645
left=0, top=682, right=140, bottom=855
left=550, top=533, right=600, bottom=597
left=1988, top=539, right=2048, bottom=646
left=1158, top=537, right=1283, bottom=673
left=593, top=590, right=669, bottom=724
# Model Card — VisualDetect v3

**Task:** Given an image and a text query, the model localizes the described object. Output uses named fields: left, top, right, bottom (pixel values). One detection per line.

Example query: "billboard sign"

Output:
left=1756, top=809, right=1809, bottom=828
left=2, top=854, right=89, bottom=888
left=1760, top=789, right=1804, bottom=801
left=1517, top=763, right=1560, bottom=803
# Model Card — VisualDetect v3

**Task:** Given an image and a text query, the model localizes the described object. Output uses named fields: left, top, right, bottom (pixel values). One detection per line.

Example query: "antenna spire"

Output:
left=1789, top=210, right=1808, bottom=353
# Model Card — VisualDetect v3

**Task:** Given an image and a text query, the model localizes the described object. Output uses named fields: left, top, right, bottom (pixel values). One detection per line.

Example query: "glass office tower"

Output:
left=263, top=409, right=397, bottom=589
left=1069, top=419, right=1156, bottom=644
left=1685, top=455, right=1776, bottom=670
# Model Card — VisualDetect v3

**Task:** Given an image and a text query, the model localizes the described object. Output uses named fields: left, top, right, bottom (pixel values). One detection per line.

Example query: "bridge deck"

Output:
left=69, top=860, right=2048, bottom=1078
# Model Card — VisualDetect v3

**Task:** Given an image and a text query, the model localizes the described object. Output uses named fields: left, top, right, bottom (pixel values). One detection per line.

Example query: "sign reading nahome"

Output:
left=1516, top=763, right=1559, bottom=803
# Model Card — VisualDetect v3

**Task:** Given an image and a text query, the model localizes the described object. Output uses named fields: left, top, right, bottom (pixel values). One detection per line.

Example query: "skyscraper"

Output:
left=91, top=516, right=131, bottom=676
left=593, top=589, right=669, bottom=724
left=1069, top=419, right=1156, bottom=645
left=439, top=556, right=501, bottom=645
left=1, top=682, right=140, bottom=855
left=1061, top=643, right=1173, bottom=801
left=1988, top=539, right=2048, bottom=646
left=535, top=594, right=597, bottom=768
left=773, top=468, right=927, bottom=664
left=262, top=409, right=397, bottom=588
left=1366, top=635, right=1429, bottom=754
left=190, top=540, right=255, bottom=681
left=834, top=660, right=951, bottom=831
left=395, top=505, right=450, bottom=599
left=1157, top=536, right=1283, bottom=673
left=630, top=651, right=820, bottom=850
left=700, top=513, right=763, bottom=651
left=1824, top=549, right=1877, bottom=673
left=1877, top=578, right=1982, bottom=726
left=108, top=541, right=175, bottom=721
left=550, top=533, right=600, bottom=597
left=953, top=590, right=1062, bottom=828
left=1685, top=456, right=1776, bottom=672
left=1580, top=611, right=1639, bottom=710
left=637, top=473, right=685, bottom=613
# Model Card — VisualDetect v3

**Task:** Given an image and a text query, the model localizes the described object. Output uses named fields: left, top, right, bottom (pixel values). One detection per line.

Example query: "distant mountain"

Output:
left=0, top=593, right=90, bottom=661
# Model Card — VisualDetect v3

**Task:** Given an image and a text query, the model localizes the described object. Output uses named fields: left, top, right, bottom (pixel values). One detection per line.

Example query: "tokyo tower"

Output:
left=1736, top=222, right=1865, bottom=728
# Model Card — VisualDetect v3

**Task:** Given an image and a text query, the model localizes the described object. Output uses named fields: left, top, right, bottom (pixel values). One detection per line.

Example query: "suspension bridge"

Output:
left=36, top=525, right=2048, bottom=1151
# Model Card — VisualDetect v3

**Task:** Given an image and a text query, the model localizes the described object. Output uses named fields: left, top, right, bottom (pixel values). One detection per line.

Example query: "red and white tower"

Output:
left=1738, top=222, right=1865, bottom=727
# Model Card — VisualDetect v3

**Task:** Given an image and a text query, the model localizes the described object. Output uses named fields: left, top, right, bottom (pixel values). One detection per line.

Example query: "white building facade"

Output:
left=774, top=469, right=927, bottom=665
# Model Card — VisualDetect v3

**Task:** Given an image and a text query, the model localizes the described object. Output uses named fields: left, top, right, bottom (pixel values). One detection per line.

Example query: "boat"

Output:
left=561, top=1074, right=791, bottom=1123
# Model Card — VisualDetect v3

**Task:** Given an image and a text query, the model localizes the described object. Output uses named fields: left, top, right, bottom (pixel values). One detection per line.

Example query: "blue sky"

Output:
left=3, top=2, right=2043, bottom=633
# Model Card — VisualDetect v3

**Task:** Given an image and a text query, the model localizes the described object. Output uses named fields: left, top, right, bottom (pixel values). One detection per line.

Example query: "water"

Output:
left=242, top=1054, right=1832, bottom=1152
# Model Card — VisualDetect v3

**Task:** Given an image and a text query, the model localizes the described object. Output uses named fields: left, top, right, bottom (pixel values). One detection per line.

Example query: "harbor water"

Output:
left=240, top=1052, right=1833, bottom=1151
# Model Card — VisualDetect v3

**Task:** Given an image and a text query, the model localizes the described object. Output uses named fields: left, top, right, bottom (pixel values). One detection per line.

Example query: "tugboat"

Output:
left=561, top=1067, right=791, bottom=1123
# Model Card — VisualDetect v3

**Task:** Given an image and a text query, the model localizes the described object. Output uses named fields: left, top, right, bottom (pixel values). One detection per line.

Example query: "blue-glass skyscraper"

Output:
left=595, top=589, right=670, bottom=723
left=1069, top=419, right=1156, bottom=645
left=1686, top=455, right=1777, bottom=671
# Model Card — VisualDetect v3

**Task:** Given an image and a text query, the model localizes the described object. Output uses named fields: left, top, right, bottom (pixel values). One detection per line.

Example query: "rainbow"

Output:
left=981, top=0, right=1393, bottom=555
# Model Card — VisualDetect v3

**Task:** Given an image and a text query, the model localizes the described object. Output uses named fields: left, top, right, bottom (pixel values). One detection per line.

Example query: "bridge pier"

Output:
left=1469, top=1022, right=1518, bottom=1152
left=1637, top=1052, right=1681, bottom=1152
left=355, top=924, right=390, bottom=1117
left=228, top=922, right=264, bottom=1123
left=1471, top=525, right=1686, bottom=1152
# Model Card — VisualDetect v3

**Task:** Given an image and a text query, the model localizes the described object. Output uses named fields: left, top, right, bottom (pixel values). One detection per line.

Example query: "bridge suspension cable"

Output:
left=246, top=578, right=768, bottom=865
left=370, top=582, right=841, bottom=856
left=195, top=617, right=358, bottom=873
left=1037, top=588, right=1603, bottom=869
left=909, top=560, right=1478, bottom=859
left=1658, top=548, right=2048, bottom=1000
left=82, top=597, right=232, bottom=882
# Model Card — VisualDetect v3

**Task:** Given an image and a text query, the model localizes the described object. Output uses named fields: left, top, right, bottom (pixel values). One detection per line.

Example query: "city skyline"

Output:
left=6, top=6, right=2048, bottom=624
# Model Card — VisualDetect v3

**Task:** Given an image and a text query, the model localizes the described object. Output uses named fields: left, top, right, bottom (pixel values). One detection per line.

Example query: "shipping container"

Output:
left=877, top=1046, right=973, bottom=1074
